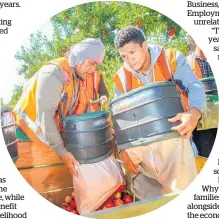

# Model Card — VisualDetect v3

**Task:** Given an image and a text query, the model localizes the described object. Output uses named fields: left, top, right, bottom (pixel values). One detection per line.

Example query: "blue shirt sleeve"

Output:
left=173, top=51, right=206, bottom=113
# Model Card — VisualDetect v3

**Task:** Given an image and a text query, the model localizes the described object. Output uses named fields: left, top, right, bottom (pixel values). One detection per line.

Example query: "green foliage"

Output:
left=8, top=85, right=23, bottom=107
left=12, top=1, right=189, bottom=105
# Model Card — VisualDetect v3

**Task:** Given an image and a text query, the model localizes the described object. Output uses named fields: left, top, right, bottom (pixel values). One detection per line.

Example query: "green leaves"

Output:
left=12, top=1, right=189, bottom=106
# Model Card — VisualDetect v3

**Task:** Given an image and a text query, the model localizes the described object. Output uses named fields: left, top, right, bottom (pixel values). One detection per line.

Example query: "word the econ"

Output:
left=0, top=2, right=20, bottom=9
left=187, top=1, right=219, bottom=7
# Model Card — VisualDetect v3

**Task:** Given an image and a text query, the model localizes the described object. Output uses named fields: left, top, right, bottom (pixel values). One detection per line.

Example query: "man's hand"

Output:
left=100, top=95, right=109, bottom=106
left=106, top=114, right=115, bottom=135
left=119, top=150, right=139, bottom=174
left=168, top=108, right=201, bottom=139
left=60, top=152, right=80, bottom=177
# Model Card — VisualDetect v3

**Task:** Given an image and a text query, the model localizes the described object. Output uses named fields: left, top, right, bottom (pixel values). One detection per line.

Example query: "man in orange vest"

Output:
left=14, top=38, right=105, bottom=176
left=187, top=36, right=214, bottom=79
left=112, top=26, right=206, bottom=199
left=187, top=37, right=217, bottom=157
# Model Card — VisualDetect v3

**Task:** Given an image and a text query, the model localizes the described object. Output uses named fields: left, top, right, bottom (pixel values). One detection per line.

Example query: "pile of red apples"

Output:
left=59, top=185, right=133, bottom=214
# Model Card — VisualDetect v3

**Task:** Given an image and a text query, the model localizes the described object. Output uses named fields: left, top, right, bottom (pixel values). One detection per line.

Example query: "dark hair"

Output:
left=114, top=26, right=145, bottom=49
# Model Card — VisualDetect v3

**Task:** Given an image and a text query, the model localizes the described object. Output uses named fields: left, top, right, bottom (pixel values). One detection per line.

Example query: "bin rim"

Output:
left=64, top=111, right=109, bottom=121
left=110, top=81, right=176, bottom=105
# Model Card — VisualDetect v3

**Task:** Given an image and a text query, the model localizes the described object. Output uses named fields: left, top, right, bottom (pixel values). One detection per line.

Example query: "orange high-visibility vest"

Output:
left=113, top=48, right=189, bottom=112
left=13, top=57, right=88, bottom=148
left=193, top=59, right=203, bottom=79
left=83, top=71, right=101, bottom=111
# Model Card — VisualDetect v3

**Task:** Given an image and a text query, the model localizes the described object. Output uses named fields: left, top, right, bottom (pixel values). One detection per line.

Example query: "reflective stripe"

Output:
left=187, top=54, right=195, bottom=69
left=164, top=49, right=174, bottom=80
left=16, top=107, right=46, bottom=143
left=165, top=48, right=177, bottom=75
left=117, top=67, right=127, bottom=93
left=60, top=92, right=68, bottom=116
left=94, top=72, right=98, bottom=95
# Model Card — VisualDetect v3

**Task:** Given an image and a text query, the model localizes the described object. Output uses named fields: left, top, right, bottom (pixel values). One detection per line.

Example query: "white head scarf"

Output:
left=68, top=38, right=105, bottom=67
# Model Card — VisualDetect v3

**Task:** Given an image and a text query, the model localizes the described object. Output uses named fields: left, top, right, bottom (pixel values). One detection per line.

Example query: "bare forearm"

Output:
left=188, top=107, right=201, bottom=121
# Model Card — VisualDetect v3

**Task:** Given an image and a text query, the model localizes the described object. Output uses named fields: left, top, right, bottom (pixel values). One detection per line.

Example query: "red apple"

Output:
left=136, top=19, right=143, bottom=28
left=66, top=205, right=73, bottom=212
left=104, top=200, right=114, bottom=208
left=65, top=195, right=72, bottom=204
left=114, top=192, right=122, bottom=199
left=113, top=199, right=124, bottom=207
left=116, top=185, right=126, bottom=192
left=70, top=199, right=77, bottom=208
left=168, top=27, right=175, bottom=37
left=123, top=195, right=133, bottom=204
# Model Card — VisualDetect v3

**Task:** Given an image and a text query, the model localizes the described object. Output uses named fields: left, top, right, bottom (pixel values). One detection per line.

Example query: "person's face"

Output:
left=74, top=59, right=98, bottom=80
left=119, top=41, right=149, bottom=72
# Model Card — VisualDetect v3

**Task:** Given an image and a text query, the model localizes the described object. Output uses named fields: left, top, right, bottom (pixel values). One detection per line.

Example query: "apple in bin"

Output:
left=116, top=185, right=126, bottom=192
left=113, top=199, right=124, bottom=207
left=123, top=195, right=133, bottom=204
left=65, top=195, right=72, bottom=204
left=104, top=200, right=114, bottom=208
left=66, top=205, right=74, bottom=212
left=70, top=199, right=77, bottom=208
